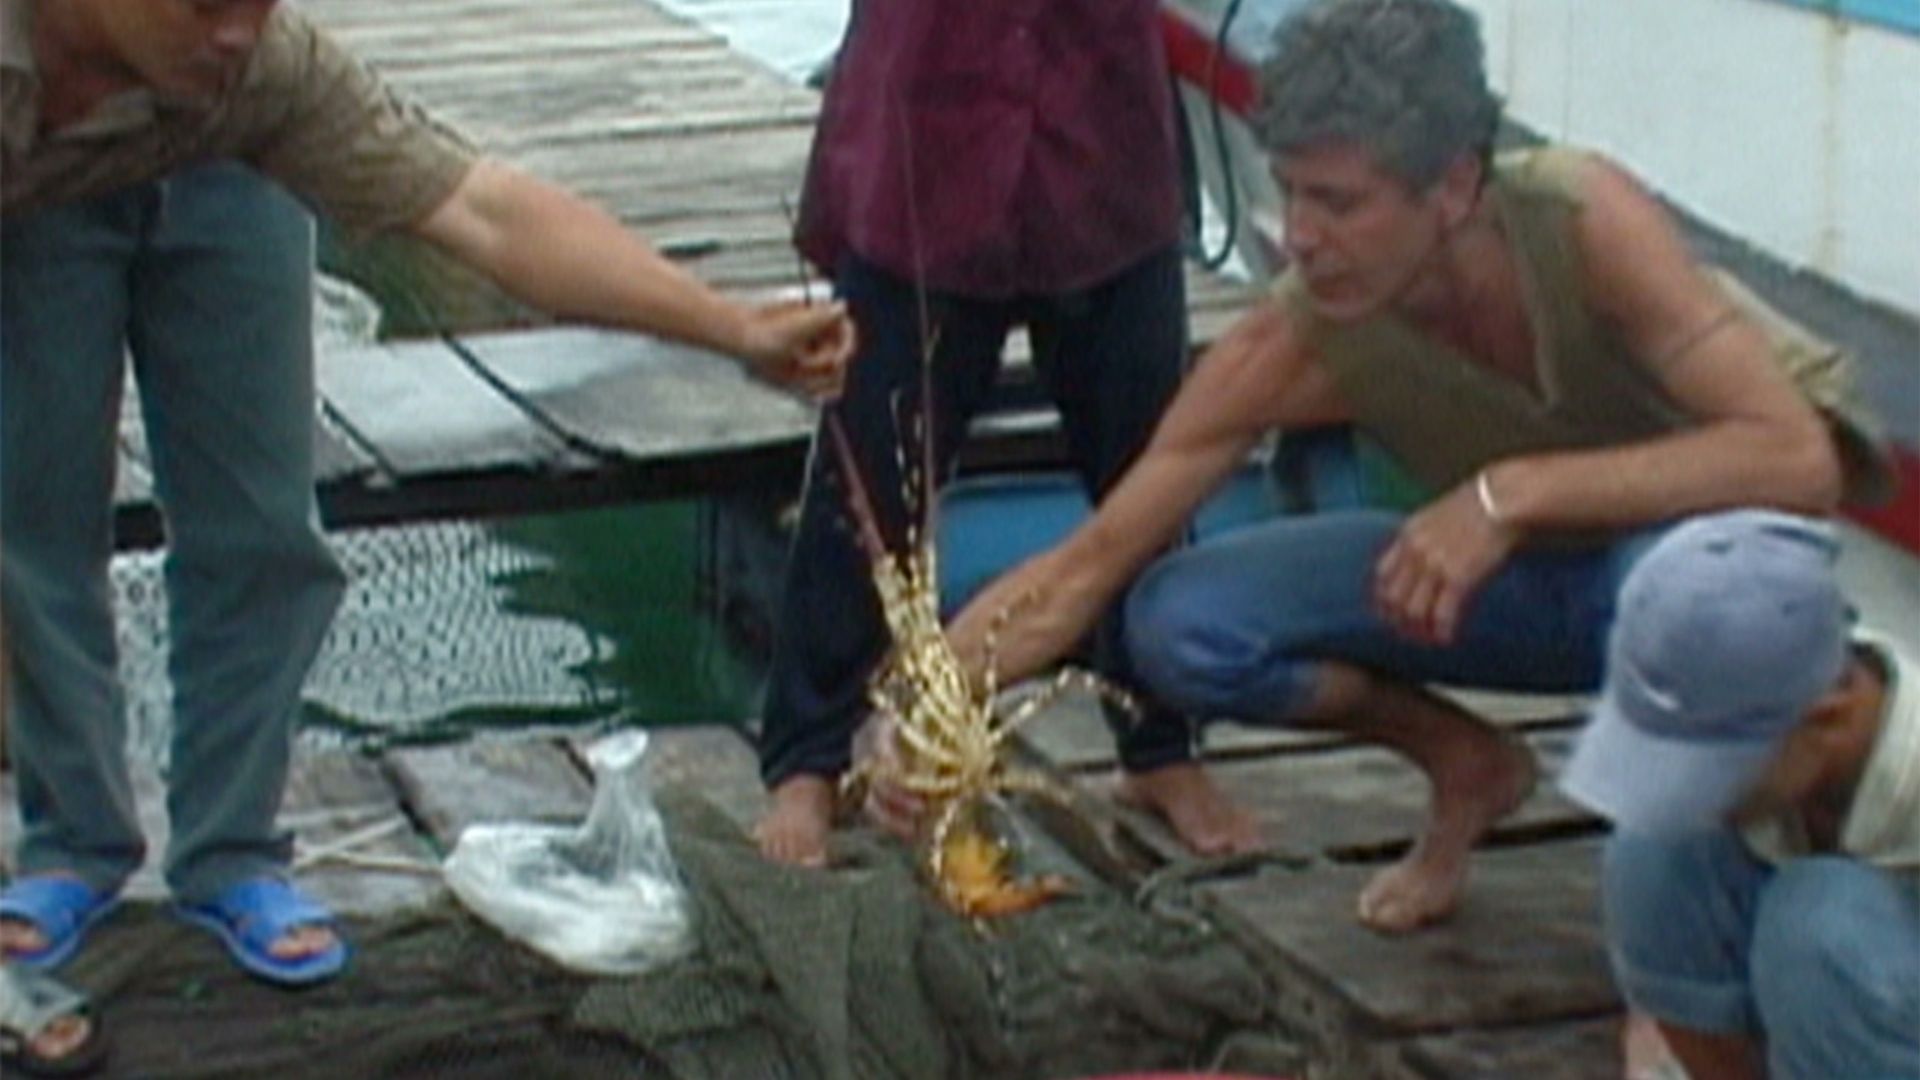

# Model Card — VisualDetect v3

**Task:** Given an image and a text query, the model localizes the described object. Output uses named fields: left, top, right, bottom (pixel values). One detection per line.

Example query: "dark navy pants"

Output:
left=758, top=247, right=1194, bottom=785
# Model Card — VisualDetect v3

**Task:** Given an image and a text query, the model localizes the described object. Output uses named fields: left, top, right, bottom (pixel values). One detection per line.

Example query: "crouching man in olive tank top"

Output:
left=932, top=0, right=1893, bottom=941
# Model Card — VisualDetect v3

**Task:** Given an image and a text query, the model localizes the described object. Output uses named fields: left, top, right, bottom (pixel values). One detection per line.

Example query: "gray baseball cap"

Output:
left=1561, top=511, right=1849, bottom=834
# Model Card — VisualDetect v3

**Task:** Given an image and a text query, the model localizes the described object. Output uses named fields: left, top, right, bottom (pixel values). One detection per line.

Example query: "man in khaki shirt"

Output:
left=0, top=0, right=854, bottom=993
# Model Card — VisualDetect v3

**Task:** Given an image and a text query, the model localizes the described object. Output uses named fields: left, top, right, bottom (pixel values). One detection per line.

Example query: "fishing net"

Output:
left=62, top=789, right=1284, bottom=1078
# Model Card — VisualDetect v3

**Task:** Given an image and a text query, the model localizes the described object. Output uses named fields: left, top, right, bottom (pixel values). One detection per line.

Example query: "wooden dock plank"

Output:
left=1012, top=689, right=1327, bottom=773
left=357, top=55, right=782, bottom=140
left=115, top=372, right=155, bottom=506
left=315, top=403, right=381, bottom=485
left=1399, top=1017, right=1623, bottom=1080
left=316, top=336, right=578, bottom=478
left=1112, top=727, right=1592, bottom=865
left=382, top=737, right=592, bottom=850
left=1202, top=839, right=1617, bottom=1035
left=115, top=446, right=155, bottom=508
left=636, top=727, right=766, bottom=827
left=454, top=327, right=817, bottom=461
left=569, top=725, right=769, bottom=834
left=320, top=2, right=686, bottom=44
left=109, top=372, right=371, bottom=517
left=503, top=126, right=813, bottom=201
left=0, top=764, right=171, bottom=900
left=281, top=747, right=443, bottom=915
left=2, top=748, right=438, bottom=916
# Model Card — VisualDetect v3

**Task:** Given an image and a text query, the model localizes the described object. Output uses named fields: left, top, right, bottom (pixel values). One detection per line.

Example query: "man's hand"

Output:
left=416, top=163, right=861, bottom=395
left=736, top=299, right=855, bottom=400
left=851, top=713, right=926, bottom=841
left=1373, top=477, right=1520, bottom=645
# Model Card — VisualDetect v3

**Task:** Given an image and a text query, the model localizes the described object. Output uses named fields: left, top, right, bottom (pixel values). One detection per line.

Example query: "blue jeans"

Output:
left=759, top=248, right=1194, bottom=784
left=0, top=163, right=344, bottom=904
left=1604, top=830, right=1920, bottom=1079
left=1124, top=510, right=1655, bottom=720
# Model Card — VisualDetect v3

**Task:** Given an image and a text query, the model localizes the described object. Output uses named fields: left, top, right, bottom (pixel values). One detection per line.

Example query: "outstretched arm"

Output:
left=413, top=160, right=854, bottom=398
left=947, top=298, right=1348, bottom=687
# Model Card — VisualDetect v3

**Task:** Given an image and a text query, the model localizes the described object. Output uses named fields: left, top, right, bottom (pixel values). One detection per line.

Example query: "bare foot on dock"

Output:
left=755, top=774, right=836, bottom=868
left=1116, top=761, right=1263, bottom=857
left=1355, top=734, right=1535, bottom=934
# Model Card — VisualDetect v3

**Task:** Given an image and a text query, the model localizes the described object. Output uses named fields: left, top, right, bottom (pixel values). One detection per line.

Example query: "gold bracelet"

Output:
left=1474, top=468, right=1507, bottom=526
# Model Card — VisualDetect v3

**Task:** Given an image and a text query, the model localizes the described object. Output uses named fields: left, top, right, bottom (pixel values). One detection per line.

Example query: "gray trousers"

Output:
left=1, top=162, right=345, bottom=904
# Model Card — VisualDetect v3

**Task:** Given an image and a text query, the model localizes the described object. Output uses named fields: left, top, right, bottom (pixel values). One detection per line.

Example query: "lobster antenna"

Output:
left=893, top=95, right=942, bottom=547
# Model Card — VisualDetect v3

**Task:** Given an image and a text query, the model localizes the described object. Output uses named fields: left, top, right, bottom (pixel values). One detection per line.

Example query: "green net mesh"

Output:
left=55, top=789, right=1282, bottom=1078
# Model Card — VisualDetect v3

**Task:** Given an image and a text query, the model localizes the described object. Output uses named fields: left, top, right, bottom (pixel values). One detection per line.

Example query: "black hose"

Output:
left=1193, top=0, right=1246, bottom=272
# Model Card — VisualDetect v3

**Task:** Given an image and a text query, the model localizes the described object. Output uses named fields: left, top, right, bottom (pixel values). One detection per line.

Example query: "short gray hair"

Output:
left=1254, top=0, right=1501, bottom=190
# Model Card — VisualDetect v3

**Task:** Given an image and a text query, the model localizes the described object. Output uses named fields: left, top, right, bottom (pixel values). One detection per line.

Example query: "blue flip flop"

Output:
left=175, top=877, right=347, bottom=986
left=0, top=877, right=120, bottom=972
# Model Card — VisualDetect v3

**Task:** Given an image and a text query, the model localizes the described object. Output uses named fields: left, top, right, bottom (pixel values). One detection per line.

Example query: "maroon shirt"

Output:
left=796, top=0, right=1184, bottom=298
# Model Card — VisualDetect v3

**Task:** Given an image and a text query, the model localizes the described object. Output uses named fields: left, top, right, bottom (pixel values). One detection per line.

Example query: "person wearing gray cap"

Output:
left=1564, top=512, right=1919, bottom=1080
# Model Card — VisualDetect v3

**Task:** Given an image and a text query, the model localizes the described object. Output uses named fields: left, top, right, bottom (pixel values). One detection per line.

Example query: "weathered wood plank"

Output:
left=1398, top=1016, right=1623, bottom=1080
left=354, top=52, right=777, bottom=128
left=1202, top=839, right=1617, bottom=1034
left=569, top=725, right=768, bottom=833
left=281, top=747, right=442, bottom=915
left=313, top=0, right=648, bottom=18
left=112, top=369, right=163, bottom=510
left=108, top=379, right=372, bottom=514
left=323, top=9, right=695, bottom=52
left=382, top=737, right=592, bottom=851
left=453, top=327, right=817, bottom=461
left=346, top=24, right=712, bottom=61
left=0, top=764, right=170, bottom=900
left=1011, top=688, right=1323, bottom=773
left=1111, top=726, right=1592, bottom=864
left=115, top=445, right=155, bottom=507
left=316, top=336, right=577, bottom=478
left=1, top=748, right=440, bottom=915
left=503, top=126, right=814, bottom=201
left=314, top=403, right=382, bottom=485
left=120, top=767, right=173, bottom=901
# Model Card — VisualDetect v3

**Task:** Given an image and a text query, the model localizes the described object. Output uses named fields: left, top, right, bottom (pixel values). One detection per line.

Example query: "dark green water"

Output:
left=114, top=495, right=788, bottom=761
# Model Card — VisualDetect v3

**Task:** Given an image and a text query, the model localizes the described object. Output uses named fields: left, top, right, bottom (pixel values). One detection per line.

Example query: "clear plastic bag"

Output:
left=442, top=730, right=694, bottom=975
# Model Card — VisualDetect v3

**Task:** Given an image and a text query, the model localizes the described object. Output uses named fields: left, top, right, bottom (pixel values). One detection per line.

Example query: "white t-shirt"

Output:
left=1745, top=631, right=1920, bottom=891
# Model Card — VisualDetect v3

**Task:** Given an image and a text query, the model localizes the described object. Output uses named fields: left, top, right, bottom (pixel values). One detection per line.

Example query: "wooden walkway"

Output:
left=0, top=694, right=1622, bottom=1078
left=75, top=0, right=1629, bottom=1076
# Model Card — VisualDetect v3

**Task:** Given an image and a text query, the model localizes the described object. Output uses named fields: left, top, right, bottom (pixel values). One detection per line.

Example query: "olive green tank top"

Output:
left=1278, top=146, right=1893, bottom=506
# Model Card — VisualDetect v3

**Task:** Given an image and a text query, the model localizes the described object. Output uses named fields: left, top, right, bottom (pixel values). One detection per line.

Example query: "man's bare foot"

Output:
left=754, top=774, right=836, bottom=867
left=1355, top=733, right=1536, bottom=933
left=1115, top=761, right=1264, bottom=857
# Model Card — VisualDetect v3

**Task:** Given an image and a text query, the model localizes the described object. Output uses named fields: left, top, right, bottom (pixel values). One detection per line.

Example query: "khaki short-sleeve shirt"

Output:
left=1, top=1, right=476, bottom=233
